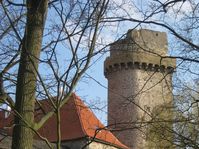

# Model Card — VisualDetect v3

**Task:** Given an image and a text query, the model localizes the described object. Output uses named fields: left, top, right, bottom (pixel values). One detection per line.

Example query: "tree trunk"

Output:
left=12, top=1, right=48, bottom=149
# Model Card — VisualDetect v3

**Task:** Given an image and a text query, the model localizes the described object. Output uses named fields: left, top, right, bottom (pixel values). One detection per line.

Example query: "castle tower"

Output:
left=104, top=29, right=176, bottom=149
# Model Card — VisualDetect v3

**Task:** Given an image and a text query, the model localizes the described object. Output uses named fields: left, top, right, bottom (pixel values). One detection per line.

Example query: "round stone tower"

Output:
left=104, top=29, right=176, bottom=149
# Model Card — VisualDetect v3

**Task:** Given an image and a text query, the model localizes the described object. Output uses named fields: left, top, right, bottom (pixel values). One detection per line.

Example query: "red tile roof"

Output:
left=0, top=94, right=128, bottom=149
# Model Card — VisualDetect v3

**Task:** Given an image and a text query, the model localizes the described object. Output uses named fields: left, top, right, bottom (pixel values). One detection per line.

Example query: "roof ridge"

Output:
left=71, top=94, right=129, bottom=149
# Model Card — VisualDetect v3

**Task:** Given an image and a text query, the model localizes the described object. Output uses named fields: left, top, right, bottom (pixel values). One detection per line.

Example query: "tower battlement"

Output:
left=104, top=51, right=175, bottom=77
left=105, top=29, right=175, bottom=77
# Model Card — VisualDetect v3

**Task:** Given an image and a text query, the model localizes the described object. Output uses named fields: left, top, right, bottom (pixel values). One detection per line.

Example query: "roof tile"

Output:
left=0, top=94, right=128, bottom=149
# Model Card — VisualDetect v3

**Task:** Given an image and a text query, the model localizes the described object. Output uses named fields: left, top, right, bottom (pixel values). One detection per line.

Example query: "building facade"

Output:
left=0, top=94, right=128, bottom=149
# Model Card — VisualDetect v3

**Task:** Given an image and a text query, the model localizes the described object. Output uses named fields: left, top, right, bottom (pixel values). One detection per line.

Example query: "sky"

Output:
left=2, top=0, right=198, bottom=126
left=75, top=55, right=108, bottom=123
left=71, top=0, right=199, bottom=125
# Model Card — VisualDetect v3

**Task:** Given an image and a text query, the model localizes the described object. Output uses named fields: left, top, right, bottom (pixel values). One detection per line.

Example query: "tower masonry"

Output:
left=104, top=29, right=176, bottom=149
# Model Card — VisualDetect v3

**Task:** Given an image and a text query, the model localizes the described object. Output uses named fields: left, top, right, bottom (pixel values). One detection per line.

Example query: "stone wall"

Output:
left=105, top=29, right=176, bottom=149
left=61, top=138, right=120, bottom=149
left=88, top=141, right=119, bottom=149
left=0, top=134, right=56, bottom=149
left=61, top=139, right=88, bottom=149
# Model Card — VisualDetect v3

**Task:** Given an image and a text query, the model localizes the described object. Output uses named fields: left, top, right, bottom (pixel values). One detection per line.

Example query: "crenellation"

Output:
left=113, top=63, right=120, bottom=70
left=141, top=62, right=147, bottom=70
left=160, top=65, right=166, bottom=72
left=167, top=66, right=175, bottom=73
left=154, top=64, right=160, bottom=71
left=134, top=62, right=140, bottom=69
left=127, top=62, right=133, bottom=68
left=120, top=63, right=126, bottom=70
left=104, top=61, right=175, bottom=77
left=105, top=50, right=176, bottom=76
left=148, top=63, right=153, bottom=71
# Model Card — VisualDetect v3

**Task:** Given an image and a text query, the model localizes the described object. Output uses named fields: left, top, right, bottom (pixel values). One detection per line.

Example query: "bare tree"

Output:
left=1, top=0, right=199, bottom=149
left=104, top=0, right=199, bottom=148
left=0, top=0, right=109, bottom=149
